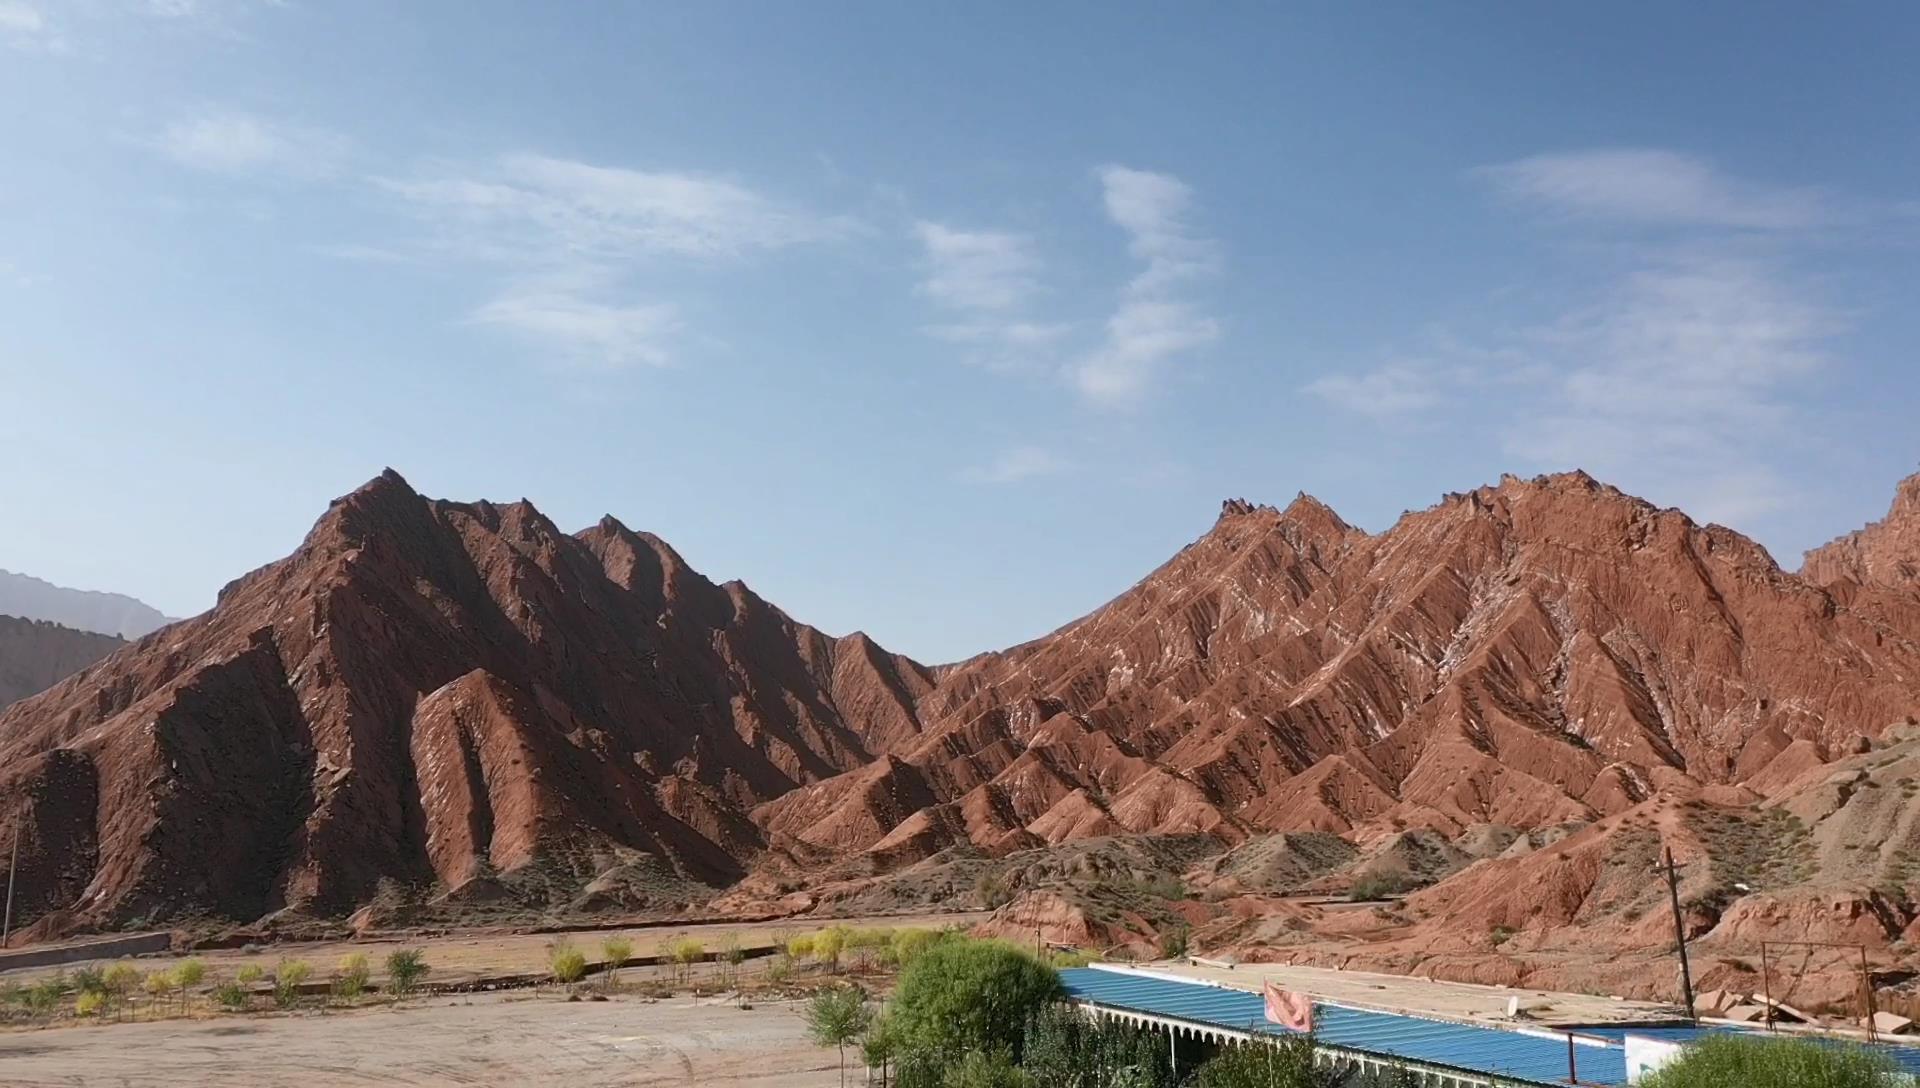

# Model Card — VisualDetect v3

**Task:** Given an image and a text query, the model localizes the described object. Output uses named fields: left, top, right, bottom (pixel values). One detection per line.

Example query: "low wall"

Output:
left=0, top=932, right=172, bottom=973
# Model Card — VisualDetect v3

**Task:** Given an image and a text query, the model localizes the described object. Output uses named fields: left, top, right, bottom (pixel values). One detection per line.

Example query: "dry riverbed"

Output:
left=0, top=990, right=843, bottom=1087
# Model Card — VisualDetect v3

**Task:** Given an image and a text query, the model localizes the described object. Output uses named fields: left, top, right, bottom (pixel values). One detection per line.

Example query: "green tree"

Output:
left=174, top=958, right=207, bottom=1012
left=942, top=1050, right=1032, bottom=1088
left=1023, top=1002, right=1172, bottom=1088
left=272, top=960, right=312, bottom=1009
left=813, top=928, right=847, bottom=973
left=1188, top=1037, right=1347, bottom=1088
left=1638, top=1034, right=1900, bottom=1088
left=887, top=939, right=1062, bottom=1066
left=600, top=936, right=634, bottom=987
left=806, top=983, right=874, bottom=1088
left=385, top=949, right=429, bottom=996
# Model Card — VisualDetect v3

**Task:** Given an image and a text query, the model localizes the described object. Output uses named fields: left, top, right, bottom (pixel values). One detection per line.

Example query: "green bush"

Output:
left=550, top=941, right=588, bottom=985
left=1638, top=1033, right=1900, bottom=1088
left=887, top=939, right=1061, bottom=1066
left=73, top=966, right=108, bottom=996
left=1348, top=873, right=1412, bottom=901
left=1189, top=1037, right=1342, bottom=1088
left=601, top=936, right=634, bottom=985
left=332, top=952, right=371, bottom=1000
left=889, top=928, right=944, bottom=967
left=175, top=958, right=207, bottom=991
left=945, top=1049, right=1032, bottom=1088
left=1158, top=922, right=1190, bottom=960
left=385, top=949, right=429, bottom=995
left=1023, top=1001, right=1172, bottom=1088
left=212, top=981, right=249, bottom=1011
left=812, top=928, right=847, bottom=971
left=273, top=960, right=312, bottom=1008
left=234, top=964, right=264, bottom=986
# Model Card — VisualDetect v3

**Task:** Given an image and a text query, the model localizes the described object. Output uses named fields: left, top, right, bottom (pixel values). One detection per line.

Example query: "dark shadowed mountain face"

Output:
left=0, top=569, right=175, bottom=639
left=2, top=469, right=1917, bottom=944
left=0, top=615, right=122, bottom=712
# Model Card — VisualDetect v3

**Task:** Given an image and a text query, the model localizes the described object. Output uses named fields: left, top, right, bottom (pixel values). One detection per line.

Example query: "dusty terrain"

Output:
left=0, top=991, right=840, bottom=1087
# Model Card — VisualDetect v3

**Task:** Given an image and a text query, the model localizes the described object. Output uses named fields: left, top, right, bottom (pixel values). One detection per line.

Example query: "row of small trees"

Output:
left=0, top=948, right=433, bottom=1025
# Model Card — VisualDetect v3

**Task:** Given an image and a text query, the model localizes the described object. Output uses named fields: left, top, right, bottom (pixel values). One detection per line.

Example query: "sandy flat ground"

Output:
left=1, top=911, right=990, bottom=989
left=0, top=991, right=845, bottom=1087
left=1143, top=961, right=1686, bottom=1026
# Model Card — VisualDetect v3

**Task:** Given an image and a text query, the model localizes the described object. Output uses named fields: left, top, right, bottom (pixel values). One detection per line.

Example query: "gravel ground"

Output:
left=0, top=991, right=845, bottom=1087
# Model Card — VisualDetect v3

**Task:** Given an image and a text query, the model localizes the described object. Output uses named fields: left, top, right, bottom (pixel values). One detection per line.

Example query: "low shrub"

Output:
left=74, top=990, right=107, bottom=1018
left=212, top=981, right=249, bottom=1011
left=550, top=941, right=588, bottom=986
left=600, top=936, right=634, bottom=985
left=234, top=964, right=265, bottom=986
left=1638, top=1033, right=1900, bottom=1088
left=332, top=953, right=370, bottom=1000
left=273, top=960, right=312, bottom=1008
left=385, top=949, right=429, bottom=995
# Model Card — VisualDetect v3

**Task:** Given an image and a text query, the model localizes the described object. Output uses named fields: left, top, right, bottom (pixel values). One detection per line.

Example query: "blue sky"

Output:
left=2, top=2, right=1916, bottom=661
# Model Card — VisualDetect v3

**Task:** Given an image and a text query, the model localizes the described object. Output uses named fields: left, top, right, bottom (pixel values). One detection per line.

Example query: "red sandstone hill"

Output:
left=760, top=471, right=1920, bottom=869
left=0, top=615, right=122, bottom=713
left=4, top=468, right=1919, bottom=946
left=0, top=470, right=932, bottom=936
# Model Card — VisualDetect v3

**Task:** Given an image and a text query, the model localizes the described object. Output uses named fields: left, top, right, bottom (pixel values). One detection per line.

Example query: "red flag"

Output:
left=1263, top=980, right=1314, bottom=1031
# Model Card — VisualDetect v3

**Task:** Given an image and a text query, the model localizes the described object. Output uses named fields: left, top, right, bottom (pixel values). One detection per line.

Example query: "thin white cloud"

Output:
left=914, top=222, right=1040, bottom=311
left=154, top=112, right=348, bottom=178
left=958, top=445, right=1071, bottom=485
left=1478, top=149, right=1830, bottom=231
left=470, top=291, right=678, bottom=370
left=368, top=153, right=848, bottom=368
left=912, top=220, right=1069, bottom=371
left=0, top=1, right=42, bottom=31
left=0, top=0, right=63, bottom=51
left=1074, top=165, right=1220, bottom=404
left=1311, top=253, right=1839, bottom=527
left=382, top=154, right=848, bottom=262
left=1304, top=362, right=1444, bottom=419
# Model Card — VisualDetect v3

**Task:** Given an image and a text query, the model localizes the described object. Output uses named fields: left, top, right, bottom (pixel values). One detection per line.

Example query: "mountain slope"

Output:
left=1802, top=471, right=1920, bottom=592
left=0, top=471, right=931, bottom=935
left=0, top=570, right=174, bottom=639
left=761, top=472, right=1920, bottom=869
left=0, top=615, right=123, bottom=712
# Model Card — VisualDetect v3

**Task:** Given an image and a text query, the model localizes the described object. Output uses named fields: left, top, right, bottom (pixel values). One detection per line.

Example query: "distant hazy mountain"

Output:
left=0, top=569, right=175, bottom=639
left=0, top=614, right=122, bottom=712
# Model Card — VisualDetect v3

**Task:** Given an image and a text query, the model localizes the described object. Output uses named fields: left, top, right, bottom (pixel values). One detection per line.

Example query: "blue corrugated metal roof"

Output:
left=1060, top=967, right=1629, bottom=1086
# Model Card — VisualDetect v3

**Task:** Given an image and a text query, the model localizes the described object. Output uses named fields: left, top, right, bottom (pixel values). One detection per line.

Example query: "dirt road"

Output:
left=0, top=991, right=844, bottom=1087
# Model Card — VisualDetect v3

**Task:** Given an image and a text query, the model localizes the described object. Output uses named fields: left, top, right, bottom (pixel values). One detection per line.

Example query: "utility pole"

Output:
left=2, top=825, right=17, bottom=948
left=1662, top=846, right=1697, bottom=1022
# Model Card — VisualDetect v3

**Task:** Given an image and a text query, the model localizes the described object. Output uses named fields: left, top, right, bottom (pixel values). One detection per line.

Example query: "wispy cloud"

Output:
left=1478, top=149, right=1831, bottom=231
left=470, top=291, right=678, bottom=370
left=0, top=0, right=63, bottom=51
left=912, top=220, right=1069, bottom=370
left=154, top=111, right=348, bottom=178
left=914, top=222, right=1040, bottom=311
left=958, top=445, right=1071, bottom=484
left=365, top=153, right=848, bottom=368
left=1075, top=166, right=1221, bottom=404
left=1304, top=362, right=1445, bottom=420
left=382, top=154, right=848, bottom=262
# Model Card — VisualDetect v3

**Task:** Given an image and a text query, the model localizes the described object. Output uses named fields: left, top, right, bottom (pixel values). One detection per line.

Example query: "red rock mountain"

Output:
left=0, top=471, right=931, bottom=934
left=1802, top=471, right=1920, bottom=591
left=4, top=469, right=1919, bottom=940
left=0, top=615, right=123, bottom=713
left=761, top=472, right=1920, bottom=867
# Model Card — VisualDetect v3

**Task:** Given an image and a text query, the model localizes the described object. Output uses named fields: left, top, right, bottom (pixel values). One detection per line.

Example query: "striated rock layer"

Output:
left=4, top=467, right=1920, bottom=944
left=763, top=471, right=1920, bottom=872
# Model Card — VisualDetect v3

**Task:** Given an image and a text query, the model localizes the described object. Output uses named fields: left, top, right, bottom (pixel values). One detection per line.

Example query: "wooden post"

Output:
left=2, top=826, right=16, bottom=948
left=1760, top=942, right=1774, bottom=1032
left=1663, top=846, right=1697, bottom=1022
left=1861, top=944, right=1879, bottom=1043
left=1566, top=1033, right=1579, bottom=1084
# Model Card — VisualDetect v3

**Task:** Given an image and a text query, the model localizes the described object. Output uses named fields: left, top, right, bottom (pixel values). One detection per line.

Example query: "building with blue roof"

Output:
left=1059, top=966, right=1920, bottom=1086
